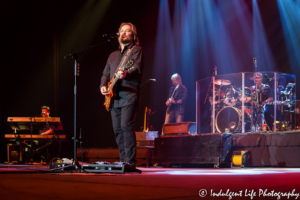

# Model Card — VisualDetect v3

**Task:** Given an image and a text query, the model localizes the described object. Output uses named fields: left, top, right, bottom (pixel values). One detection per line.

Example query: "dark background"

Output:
left=1, top=0, right=299, bottom=162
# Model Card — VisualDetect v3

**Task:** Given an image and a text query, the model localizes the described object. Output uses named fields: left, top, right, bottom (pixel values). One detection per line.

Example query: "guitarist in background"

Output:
left=100, top=22, right=143, bottom=169
left=164, top=73, right=187, bottom=124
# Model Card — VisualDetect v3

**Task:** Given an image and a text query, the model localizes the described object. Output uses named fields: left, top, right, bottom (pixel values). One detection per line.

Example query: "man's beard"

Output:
left=119, top=36, right=133, bottom=45
left=120, top=38, right=130, bottom=44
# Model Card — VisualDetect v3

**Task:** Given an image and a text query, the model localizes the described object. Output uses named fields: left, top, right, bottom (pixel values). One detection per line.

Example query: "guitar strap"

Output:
left=173, top=86, right=180, bottom=99
left=113, top=45, right=135, bottom=76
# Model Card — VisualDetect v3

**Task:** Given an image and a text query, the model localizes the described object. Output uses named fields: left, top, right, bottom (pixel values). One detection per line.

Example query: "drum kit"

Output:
left=210, top=77, right=296, bottom=133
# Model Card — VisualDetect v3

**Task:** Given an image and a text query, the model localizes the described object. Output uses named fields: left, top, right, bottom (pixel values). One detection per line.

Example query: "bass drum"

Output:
left=215, top=106, right=251, bottom=133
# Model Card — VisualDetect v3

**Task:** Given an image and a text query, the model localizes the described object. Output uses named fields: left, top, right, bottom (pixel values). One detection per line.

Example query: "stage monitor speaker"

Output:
left=162, top=122, right=196, bottom=135
left=135, top=131, right=158, bottom=147
left=153, top=134, right=222, bottom=167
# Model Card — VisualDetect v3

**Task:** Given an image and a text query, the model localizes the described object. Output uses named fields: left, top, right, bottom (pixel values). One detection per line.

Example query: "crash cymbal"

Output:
left=214, top=79, right=231, bottom=85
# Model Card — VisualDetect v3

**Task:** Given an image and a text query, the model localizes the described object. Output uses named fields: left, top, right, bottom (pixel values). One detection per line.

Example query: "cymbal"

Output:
left=214, top=79, right=231, bottom=85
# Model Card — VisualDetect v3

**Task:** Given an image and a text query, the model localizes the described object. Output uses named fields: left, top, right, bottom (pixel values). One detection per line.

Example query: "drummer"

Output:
left=250, top=72, right=273, bottom=104
left=250, top=72, right=273, bottom=128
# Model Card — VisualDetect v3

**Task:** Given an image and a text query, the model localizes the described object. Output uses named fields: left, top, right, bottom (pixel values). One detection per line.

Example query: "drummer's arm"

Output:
left=264, top=97, right=273, bottom=103
left=264, top=87, right=273, bottom=103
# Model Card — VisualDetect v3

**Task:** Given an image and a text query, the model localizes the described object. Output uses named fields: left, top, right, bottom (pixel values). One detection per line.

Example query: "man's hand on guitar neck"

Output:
left=117, top=68, right=127, bottom=79
left=101, top=86, right=109, bottom=95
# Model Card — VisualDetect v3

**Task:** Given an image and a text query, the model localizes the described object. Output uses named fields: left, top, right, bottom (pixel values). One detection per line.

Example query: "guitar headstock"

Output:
left=125, top=59, right=134, bottom=72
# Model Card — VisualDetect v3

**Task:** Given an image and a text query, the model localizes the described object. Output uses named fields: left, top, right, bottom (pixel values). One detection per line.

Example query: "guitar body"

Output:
left=167, top=98, right=174, bottom=107
left=166, top=85, right=179, bottom=107
left=103, top=59, right=134, bottom=111
left=104, top=78, right=115, bottom=111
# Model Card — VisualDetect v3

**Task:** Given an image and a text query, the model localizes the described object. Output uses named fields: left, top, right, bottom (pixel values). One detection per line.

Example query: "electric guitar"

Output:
left=166, top=85, right=179, bottom=107
left=104, top=59, right=134, bottom=111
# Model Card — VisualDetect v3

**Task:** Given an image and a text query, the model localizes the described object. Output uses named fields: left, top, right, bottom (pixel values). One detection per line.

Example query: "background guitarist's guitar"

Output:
left=166, top=84, right=179, bottom=107
left=104, top=59, right=134, bottom=111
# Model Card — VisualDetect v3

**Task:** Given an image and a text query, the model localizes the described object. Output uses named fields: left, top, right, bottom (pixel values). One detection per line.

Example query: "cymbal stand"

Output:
left=204, top=68, right=217, bottom=104
left=217, top=83, right=224, bottom=113
left=204, top=68, right=217, bottom=133
left=253, top=57, right=260, bottom=131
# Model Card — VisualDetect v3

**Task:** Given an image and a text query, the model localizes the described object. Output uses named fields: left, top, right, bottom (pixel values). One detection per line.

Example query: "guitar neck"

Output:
left=170, top=86, right=178, bottom=99
left=108, top=59, right=133, bottom=91
left=109, top=76, right=120, bottom=91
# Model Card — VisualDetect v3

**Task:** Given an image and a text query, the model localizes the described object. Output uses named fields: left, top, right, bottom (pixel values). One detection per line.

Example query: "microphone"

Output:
left=214, top=66, right=217, bottom=75
left=253, top=57, right=257, bottom=69
left=103, top=33, right=120, bottom=38
left=149, top=79, right=156, bottom=82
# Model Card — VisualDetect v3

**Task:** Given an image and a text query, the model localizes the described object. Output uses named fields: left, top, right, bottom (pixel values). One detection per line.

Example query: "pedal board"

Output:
left=81, top=162, right=142, bottom=174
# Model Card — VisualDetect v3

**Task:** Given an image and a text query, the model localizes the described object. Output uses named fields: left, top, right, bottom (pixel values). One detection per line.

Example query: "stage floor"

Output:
left=0, top=165, right=300, bottom=200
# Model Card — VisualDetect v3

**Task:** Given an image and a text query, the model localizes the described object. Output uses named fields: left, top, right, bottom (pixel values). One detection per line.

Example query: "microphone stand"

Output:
left=253, top=57, right=259, bottom=131
left=79, top=128, right=83, bottom=163
left=64, top=39, right=112, bottom=163
left=253, top=58, right=258, bottom=106
left=204, top=66, right=217, bottom=104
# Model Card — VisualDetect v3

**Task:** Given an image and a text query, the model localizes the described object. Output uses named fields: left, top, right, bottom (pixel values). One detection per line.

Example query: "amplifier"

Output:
left=162, top=122, right=196, bottom=135
left=135, top=131, right=158, bottom=140
left=135, top=131, right=158, bottom=147
left=7, top=144, right=22, bottom=164
left=136, top=140, right=155, bottom=147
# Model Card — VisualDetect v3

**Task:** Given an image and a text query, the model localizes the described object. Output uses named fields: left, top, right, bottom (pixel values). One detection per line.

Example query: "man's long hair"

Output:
left=118, top=22, right=140, bottom=46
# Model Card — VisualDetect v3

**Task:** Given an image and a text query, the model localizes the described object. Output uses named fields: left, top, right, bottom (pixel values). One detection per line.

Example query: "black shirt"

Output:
left=167, top=84, right=187, bottom=114
left=250, top=84, right=273, bottom=103
left=100, top=43, right=144, bottom=107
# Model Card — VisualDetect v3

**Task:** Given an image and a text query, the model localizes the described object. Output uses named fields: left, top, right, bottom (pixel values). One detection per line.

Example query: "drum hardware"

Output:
left=204, top=68, right=219, bottom=104
left=236, top=87, right=251, bottom=98
left=215, top=106, right=252, bottom=133
left=281, top=83, right=295, bottom=96
left=206, top=73, right=296, bottom=133
left=210, top=80, right=231, bottom=113
left=277, top=85, right=285, bottom=94
left=223, top=98, right=237, bottom=107
left=272, top=121, right=289, bottom=132
left=213, top=79, right=231, bottom=86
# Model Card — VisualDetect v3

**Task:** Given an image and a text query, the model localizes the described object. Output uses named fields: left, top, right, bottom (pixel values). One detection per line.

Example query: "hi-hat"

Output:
left=214, top=79, right=231, bottom=85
